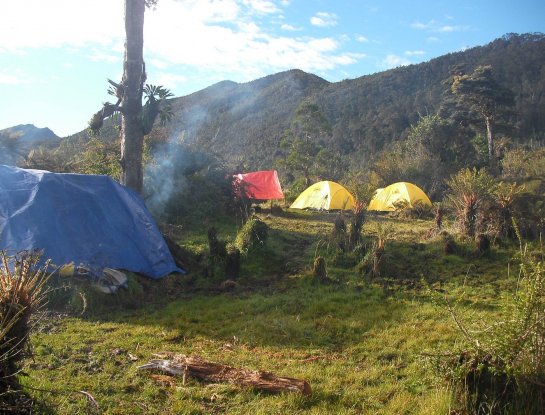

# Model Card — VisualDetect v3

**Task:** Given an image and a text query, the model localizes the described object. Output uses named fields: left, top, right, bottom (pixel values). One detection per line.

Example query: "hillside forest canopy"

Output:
left=2, top=33, right=542, bottom=220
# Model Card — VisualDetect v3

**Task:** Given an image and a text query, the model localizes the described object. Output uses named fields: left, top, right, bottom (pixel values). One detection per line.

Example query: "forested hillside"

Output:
left=156, top=33, right=545, bottom=171
left=7, top=33, right=545, bottom=200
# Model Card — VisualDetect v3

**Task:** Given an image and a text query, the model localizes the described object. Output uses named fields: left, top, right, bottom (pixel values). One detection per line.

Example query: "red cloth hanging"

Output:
left=232, top=170, right=284, bottom=200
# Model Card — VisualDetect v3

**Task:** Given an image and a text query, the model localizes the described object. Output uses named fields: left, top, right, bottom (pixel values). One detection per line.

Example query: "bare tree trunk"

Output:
left=485, top=116, right=495, bottom=163
left=120, top=0, right=146, bottom=194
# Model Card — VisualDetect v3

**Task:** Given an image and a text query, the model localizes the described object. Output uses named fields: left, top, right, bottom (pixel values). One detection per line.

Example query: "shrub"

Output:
left=447, top=167, right=496, bottom=238
left=208, top=227, right=227, bottom=260
left=501, top=146, right=545, bottom=180
left=441, top=231, right=457, bottom=254
left=224, top=244, right=241, bottom=279
left=435, top=237, right=545, bottom=414
left=312, top=256, right=327, bottom=282
left=396, top=200, right=434, bottom=219
left=331, top=213, right=347, bottom=252
left=1, top=252, right=50, bottom=410
left=235, top=217, right=268, bottom=254
left=348, top=201, right=366, bottom=249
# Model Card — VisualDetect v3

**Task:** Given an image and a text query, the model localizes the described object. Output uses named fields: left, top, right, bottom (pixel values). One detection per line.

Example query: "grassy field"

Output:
left=22, top=210, right=519, bottom=414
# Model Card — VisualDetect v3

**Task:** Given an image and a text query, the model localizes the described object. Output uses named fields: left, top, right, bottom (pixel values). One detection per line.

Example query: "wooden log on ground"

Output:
left=137, top=353, right=311, bottom=396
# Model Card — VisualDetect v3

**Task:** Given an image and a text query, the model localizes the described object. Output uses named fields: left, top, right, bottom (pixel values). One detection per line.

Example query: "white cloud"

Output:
left=87, top=50, right=120, bottom=64
left=0, top=70, right=33, bottom=85
left=383, top=54, right=411, bottom=69
left=411, top=19, right=463, bottom=33
left=0, top=0, right=123, bottom=51
left=356, top=35, right=369, bottom=43
left=310, top=12, right=338, bottom=28
left=438, top=25, right=458, bottom=33
left=2, top=0, right=361, bottom=88
left=405, top=50, right=425, bottom=56
left=154, top=73, right=188, bottom=89
left=143, top=1, right=358, bottom=78
left=149, top=59, right=170, bottom=70
left=242, top=0, right=280, bottom=14
left=281, top=23, right=301, bottom=31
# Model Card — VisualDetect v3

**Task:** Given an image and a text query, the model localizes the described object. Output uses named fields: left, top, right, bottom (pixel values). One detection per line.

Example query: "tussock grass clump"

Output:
left=235, top=217, right=268, bottom=254
left=311, top=256, right=327, bottom=282
left=1, top=251, right=50, bottom=411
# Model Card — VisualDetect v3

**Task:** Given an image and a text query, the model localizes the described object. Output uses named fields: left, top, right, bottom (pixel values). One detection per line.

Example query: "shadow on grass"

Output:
left=44, top=212, right=514, bottom=352
left=66, top=280, right=426, bottom=352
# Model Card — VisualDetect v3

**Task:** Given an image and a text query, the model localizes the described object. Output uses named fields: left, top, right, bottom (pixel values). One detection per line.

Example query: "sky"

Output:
left=1, top=0, right=544, bottom=137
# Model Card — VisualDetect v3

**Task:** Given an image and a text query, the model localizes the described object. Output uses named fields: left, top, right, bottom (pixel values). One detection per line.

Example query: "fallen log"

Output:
left=137, top=353, right=311, bottom=396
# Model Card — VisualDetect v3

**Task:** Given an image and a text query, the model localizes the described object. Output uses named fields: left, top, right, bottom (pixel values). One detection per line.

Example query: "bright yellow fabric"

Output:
left=290, top=181, right=355, bottom=210
left=367, top=182, right=431, bottom=211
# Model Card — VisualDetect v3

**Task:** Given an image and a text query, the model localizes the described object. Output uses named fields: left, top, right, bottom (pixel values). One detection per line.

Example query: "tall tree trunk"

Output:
left=120, top=0, right=145, bottom=194
left=485, top=116, right=495, bottom=164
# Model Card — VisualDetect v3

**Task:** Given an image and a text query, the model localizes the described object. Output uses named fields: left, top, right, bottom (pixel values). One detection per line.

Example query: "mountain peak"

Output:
left=0, top=124, right=60, bottom=144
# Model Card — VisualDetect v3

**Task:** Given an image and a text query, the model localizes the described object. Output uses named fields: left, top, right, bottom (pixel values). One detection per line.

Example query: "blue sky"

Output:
left=1, top=0, right=544, bottom=137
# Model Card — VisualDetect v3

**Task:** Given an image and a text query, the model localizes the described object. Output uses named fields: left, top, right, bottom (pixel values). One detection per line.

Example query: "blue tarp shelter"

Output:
left=0, top=165, right=183, bottom=279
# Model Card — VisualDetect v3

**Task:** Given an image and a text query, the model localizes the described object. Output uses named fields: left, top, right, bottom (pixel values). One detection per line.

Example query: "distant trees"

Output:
left=277, top=101, right=341, bottom=188
left=451, top=65, right=515, bottom=165
left=365, top=114, right=470, bottom=194
left=0, top=133, right=26, bottom=165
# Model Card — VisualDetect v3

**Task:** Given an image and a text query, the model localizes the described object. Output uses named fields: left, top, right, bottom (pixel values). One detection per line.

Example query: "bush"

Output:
left=396, top=200, right=434, bottom=219
left=224, top=244, right=241, bottom=279
left=435, top=239, right=545, bottom=413
left=235, top=217, right=268, bottom=254
left=501, top=146, right=545, bottom=180
left=1, top=252, right=50, bottom=411
left=331, top=213, right=347, bottom=252
left=447, top=167, right=496, bottom=238
left=312, top=256, right=327, bottom=282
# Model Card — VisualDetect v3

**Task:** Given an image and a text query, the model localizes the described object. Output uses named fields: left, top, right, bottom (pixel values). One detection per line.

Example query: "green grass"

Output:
left=22, top=211, right=517, bottom=414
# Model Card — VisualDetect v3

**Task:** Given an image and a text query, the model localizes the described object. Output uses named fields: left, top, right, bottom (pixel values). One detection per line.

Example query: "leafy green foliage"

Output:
left=447, top=167, right=496, bottom=237
left=451, top=65, right=515, bottom=162
left=235, top=217, right=268, bottom=254
left=1, top=252, right=50, bottom=411
left=435, top=240, right=545, bottom=414
left=501, top=146, right=545, bottom=179
left=142, top=84, right=174, bottom=135
left=74, top=138, right=121, bottom=177
left=276, top=100, right=342, bottom=192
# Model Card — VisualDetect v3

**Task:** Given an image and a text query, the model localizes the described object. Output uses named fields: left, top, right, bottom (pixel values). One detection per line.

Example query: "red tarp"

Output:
left=232, top=170, right=284, bottom=200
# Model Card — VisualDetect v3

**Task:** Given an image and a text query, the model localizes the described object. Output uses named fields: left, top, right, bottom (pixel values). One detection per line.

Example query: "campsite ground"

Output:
left=23, top=210, right=518, bottom=414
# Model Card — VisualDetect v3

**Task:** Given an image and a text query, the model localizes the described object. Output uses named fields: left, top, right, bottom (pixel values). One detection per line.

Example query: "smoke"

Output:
left=143, top=103, right=212, bottom=219
left=143, top=71, right=310, bottom=217
left=144, top=130, right=187, bottom=218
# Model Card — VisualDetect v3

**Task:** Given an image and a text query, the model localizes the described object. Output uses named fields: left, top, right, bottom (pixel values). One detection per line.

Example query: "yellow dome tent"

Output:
left=368, top=182, right=431, bottom=211
left=290, top=181, right=355, bottom=210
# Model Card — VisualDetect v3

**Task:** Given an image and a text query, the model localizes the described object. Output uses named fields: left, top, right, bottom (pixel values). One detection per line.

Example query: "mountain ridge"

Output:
left=158, top=33, right=545, bottom=170
left=5, top=33, right=545, bottom=172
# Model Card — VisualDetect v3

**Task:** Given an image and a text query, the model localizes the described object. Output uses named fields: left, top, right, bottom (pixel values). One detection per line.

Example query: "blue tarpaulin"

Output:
left=0, top=165, right=184, bottom=279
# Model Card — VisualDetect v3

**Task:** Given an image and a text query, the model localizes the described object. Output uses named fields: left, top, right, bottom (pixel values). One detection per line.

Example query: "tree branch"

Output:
left=88, top=100, right=122, bottom=135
